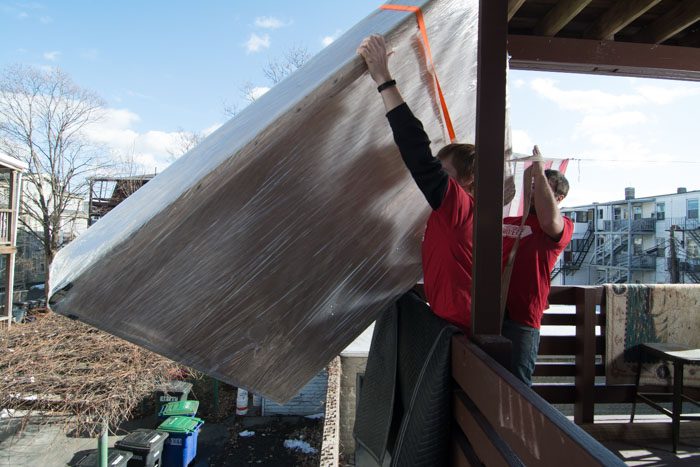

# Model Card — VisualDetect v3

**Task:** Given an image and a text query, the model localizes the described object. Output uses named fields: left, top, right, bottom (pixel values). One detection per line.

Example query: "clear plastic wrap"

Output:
left=50, top=0, right=500, bottom=402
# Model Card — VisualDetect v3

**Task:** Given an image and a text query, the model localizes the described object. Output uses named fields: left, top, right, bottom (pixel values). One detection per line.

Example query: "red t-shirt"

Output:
left=502, top=214, right=573, bottom=329
left=422, top=178, right=474, bottom=332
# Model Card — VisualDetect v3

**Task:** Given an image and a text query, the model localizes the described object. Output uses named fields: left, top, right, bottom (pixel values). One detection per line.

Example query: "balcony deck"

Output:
left=451, top=285, right=700, bottom=466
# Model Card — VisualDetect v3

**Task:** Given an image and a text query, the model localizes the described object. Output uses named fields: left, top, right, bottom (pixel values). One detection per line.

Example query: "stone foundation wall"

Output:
left=339, top=356, right=367, bottom=459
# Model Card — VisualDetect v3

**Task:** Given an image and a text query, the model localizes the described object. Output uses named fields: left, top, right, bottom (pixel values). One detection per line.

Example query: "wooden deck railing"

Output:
left=534, top=285, right=700, bottom=424
left=535, top=285, right=602, bottom=423
left=451, top=335, right=624, bottom=466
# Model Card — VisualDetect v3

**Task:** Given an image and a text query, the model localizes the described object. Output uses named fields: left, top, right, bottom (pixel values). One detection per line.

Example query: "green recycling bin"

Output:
left=158, top=400, right=199, bottom=420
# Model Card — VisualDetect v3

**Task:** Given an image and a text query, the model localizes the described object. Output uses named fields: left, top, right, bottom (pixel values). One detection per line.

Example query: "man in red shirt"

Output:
left=358, top=35, right=475, bottom=332
left=502, top=151, right=573, bottom=385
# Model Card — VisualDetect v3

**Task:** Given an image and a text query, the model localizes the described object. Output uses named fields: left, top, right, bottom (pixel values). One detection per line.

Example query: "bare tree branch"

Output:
left=166, top=128, right=204, bottom=161
left=263, top=45, right=311, bottom=84
left=0, top=64, right=105, bottom=288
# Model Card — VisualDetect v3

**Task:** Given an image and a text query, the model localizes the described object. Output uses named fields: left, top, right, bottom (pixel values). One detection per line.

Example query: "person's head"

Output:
left=436, top=143, right=476, bottom=194
left=545, top=169, right=569, bottom=202
left=530, top=169, right=569, bottom=213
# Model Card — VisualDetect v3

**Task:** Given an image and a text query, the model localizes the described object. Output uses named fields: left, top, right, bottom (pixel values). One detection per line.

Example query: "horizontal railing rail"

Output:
left=451, top=335, right=625, bottom=466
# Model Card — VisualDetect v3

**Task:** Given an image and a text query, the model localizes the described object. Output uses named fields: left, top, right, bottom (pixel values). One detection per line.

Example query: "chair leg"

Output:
left=630, top=355, right=643, bottom=423
left=672, top=362, right=683, bottom=454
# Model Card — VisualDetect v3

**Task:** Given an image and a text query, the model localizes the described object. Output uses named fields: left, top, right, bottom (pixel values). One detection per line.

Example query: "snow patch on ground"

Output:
left=239, top=430, right=255, bottom=437
left=283, top=439, right=317, bottom=454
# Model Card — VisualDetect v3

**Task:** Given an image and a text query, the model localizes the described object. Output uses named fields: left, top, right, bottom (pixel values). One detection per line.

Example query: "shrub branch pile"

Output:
left=0, top=312, right=185, bottom=436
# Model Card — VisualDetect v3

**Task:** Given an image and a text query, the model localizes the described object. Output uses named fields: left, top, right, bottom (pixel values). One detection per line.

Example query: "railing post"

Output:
left=574, top=287, right=597, bottom=424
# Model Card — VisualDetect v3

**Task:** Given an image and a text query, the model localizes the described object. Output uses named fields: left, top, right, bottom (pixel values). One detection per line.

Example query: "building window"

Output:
left=614, top=207, right=622, bottom=220
left=633, top=237, right=643, bottom=255
left=633, top=206, right=642, bottom=220
left=688, top=239, right=700, bottom=259
left=656, top=238, right=666, bottom=257
left=656, top=202, right=665, bottom=220
left=598, top=208, right=603, bottom=219
left=688, top=199, right=699, bottom=219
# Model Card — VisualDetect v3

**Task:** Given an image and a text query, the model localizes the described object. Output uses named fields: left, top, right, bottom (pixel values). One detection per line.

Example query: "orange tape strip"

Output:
left=380, top=4, right=456, bottom=142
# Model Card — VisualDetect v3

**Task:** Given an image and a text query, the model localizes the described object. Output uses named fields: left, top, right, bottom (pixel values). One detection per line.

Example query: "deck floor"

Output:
left=580, top=414, right=700, bottom=466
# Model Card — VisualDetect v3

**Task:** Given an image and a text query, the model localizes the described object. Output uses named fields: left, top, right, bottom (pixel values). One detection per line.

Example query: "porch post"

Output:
left=471, top=0, right=507, bottom=336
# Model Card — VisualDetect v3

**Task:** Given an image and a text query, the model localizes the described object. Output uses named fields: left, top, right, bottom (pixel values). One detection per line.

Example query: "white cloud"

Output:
left=321, top=29, right=343, bottom=47
left=512, top=79, right=525, bottom=89
left=634, top=84, right=700, bottom=105
left=254, top=16, right=286, bottom=29
left=249, top=86, right=270, bottom=100
left=17, top=12, right=28, bottom=19
left=576, top=111, right=648, bottom=135
left=245, top=33, right=271, bottom=53
left=530, top=78, right=644, bottom=114
left=39, top=15, right=52, bottom=24
left=202, top=122, right=223, bottom=137
left=511, top=129, right=534, bottom=154
left=82, top=107, right=189, bottom=172
left=43, top=51, right=60, bottom=61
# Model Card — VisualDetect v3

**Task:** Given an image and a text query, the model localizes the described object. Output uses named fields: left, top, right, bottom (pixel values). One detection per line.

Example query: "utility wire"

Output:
left=509, top=152, right=700, bottom=164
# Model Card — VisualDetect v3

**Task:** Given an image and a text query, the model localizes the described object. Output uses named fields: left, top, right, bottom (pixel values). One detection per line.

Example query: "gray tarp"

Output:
left=50, top=0, right=498, bottom=402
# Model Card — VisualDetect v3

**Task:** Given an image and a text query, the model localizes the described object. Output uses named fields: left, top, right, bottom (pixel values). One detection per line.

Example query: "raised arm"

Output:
left=531, top=147, right=565, bottom=240
left=357, top=35, right=448, bottom=210
left=357, top=35, right=404, bottom=112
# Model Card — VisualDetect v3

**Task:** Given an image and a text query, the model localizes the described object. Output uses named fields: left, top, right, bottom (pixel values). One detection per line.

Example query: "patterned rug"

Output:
left=605, top=284, right=700, bottom=386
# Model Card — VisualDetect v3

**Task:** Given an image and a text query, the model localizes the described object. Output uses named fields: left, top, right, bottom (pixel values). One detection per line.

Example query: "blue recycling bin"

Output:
left=158, top=416, right=203, bottom=467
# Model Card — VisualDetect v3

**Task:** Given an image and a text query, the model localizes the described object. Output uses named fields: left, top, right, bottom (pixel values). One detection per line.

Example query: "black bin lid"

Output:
left=77, top=449, right=133, bottom=466
left=116, top=429, right=169, bottom=450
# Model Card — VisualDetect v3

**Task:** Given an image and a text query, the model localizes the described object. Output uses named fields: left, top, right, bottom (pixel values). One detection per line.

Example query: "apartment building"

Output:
left=554, top=187, right=700, bottom=286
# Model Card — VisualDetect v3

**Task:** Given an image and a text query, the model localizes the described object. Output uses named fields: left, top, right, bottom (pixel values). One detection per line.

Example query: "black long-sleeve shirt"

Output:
left=385, top=102, right=475, bottom=332
left=386, top=103, right=448, bottom=210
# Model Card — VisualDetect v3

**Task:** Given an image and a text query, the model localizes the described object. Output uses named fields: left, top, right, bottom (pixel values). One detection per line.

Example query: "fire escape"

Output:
left=551, top=222, right=594, bottom=280
left=670, top=222, right=700, bottom=284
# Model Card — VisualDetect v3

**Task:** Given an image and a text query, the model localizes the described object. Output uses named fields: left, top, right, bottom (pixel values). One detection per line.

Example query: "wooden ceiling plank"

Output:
left=533, top=0, right=593, bottom=37
left=508, top=0, right=527, bottom=22
left=508, top=34, right=700, bottom=81
left=678, top=26, right=700, bottom=47
left=633, top=1, right=700, bottom=44
left=584, top=0, right=662, bottom=40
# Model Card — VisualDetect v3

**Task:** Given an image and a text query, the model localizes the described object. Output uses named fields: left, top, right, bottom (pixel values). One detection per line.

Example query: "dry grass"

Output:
left=0, top=311, right=186, bottom=436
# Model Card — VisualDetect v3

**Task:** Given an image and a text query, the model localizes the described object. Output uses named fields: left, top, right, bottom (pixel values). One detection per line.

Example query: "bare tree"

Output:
left=222, top=101, right=239, bottom=119
left=240, top=81, right=262, bottom=104
left=263, top=45, right=311, bottom=84
left=0, top=64, right=105, bottom=289
left=230, top=45, right=312, bottom=110
left=166, top=128, right=204, bottom=160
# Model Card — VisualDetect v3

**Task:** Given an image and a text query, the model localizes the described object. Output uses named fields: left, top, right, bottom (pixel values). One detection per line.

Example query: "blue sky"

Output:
left=2, top=1, right=699, bottom=207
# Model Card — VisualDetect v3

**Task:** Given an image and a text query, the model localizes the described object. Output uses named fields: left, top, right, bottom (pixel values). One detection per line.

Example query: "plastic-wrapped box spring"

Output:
left=50, top=0, right=506, bottom=402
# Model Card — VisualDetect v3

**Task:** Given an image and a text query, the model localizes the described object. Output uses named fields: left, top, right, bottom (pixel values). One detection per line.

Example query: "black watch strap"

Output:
left=377, top=79, right=397, bottom=93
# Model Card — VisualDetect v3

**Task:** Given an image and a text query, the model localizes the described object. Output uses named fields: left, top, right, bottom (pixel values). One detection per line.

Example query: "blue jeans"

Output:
left=502, top=318, right=540, bottom=386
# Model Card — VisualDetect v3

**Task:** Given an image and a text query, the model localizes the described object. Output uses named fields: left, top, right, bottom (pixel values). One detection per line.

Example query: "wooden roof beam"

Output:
left=508, top=34, right=700, bottom=81
left=584, top=0, right=662, bottom=40
left=534, top=0, right=593, bottom=37
left=508, top=0, right=527, bottom=22
left=631, top=1, right=700, bottom=44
